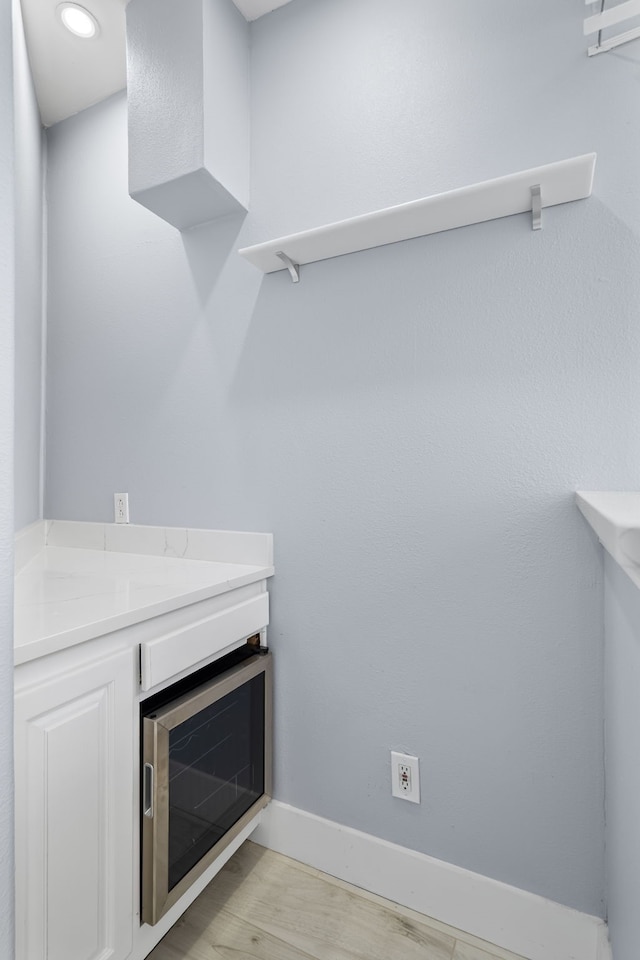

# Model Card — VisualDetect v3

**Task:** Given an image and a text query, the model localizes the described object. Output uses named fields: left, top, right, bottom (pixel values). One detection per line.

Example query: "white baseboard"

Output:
left=596, top=924, right=613, bottom=960
left=252, top=801, right=608, bottom=960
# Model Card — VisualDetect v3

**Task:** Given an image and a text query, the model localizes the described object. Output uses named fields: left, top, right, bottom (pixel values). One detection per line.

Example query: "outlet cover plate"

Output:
left=114, top=492, right=129, bottom=524
left=391, top=751, right=420, bottom=803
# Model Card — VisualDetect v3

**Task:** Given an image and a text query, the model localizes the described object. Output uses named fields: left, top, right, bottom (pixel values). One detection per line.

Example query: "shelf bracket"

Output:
left=275, top=250, right=300, bottom=283
left=530, top=184, right=542, bottom=231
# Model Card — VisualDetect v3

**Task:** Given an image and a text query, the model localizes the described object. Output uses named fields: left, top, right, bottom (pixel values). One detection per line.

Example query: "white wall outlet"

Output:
left=391, top=751, right=420, bottom=804
left=114, top=492, right=129, bottom=524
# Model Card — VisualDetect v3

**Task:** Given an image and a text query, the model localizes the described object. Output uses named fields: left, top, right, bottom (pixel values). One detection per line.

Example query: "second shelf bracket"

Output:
left=531, top=184, right=542, bottom=231
left=276, top=250, right=300, bottom=283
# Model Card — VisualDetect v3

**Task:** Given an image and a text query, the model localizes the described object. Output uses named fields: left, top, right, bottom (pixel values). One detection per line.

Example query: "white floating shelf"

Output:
left=238, top=154, right=596, bottom=280
left=583, top=0, right=640, bottom=55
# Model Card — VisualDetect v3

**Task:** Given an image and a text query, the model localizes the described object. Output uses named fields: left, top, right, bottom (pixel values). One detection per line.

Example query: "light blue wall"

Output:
left=603, top=556, right=640, bottom=960
left=0, top=0, right=15, bottom=954
left=44, top=0, right=640, bottom=917
left=13, top=0, right=44, bottom=530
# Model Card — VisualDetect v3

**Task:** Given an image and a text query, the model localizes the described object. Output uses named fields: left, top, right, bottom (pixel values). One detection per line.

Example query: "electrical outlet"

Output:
left=391, top=751, right=420, bottom=804
left=114, top=492, right=129, bottom=524
left=399, top=763, right=411, bottom=793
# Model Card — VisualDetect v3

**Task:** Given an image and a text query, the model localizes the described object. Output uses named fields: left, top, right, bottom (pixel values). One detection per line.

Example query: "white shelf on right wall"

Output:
left=576, top=491, right=640, bottom=577
left=238, top=153, right=597, bottom=282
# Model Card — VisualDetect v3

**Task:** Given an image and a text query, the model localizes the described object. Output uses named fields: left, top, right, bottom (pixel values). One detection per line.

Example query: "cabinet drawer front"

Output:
left=140, top=592, right=269, bottom=690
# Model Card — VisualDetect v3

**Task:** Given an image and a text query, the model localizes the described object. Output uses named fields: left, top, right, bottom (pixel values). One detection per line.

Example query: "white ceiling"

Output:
left=19, top=0, right=294, bottom=128
left=231, top=0, right=292, bottom=21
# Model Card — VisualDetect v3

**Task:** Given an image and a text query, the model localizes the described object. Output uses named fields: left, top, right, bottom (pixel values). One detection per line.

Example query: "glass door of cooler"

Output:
left=141, top=651, right=272, bottom=925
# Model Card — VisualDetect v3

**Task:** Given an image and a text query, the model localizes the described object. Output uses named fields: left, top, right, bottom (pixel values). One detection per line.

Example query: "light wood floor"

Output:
left=147, top=841, right=525, bottom=960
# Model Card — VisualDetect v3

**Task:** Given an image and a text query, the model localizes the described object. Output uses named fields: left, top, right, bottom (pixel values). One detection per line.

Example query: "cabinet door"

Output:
left=15, top=648, right=135, bottom=960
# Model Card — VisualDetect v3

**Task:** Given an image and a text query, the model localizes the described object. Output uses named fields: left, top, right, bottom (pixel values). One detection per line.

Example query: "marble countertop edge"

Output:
left=14, top=519, right=275, bottom=667
left=14, top=564, right=274, bottom=666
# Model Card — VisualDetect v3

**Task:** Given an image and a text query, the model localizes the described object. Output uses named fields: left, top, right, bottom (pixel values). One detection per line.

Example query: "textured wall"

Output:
left=0, top=0, right=15, bottom=955
left=13, top=0, right=43, bottom=530
left=603, top=557, right=640, bottom=960
left=44, top=0, right=640, bottom=916
left=127, top=0, right=249, bottom=217
left=127, top=0, right=204, bottom=192
left=202, top=0, right=249, bottom=207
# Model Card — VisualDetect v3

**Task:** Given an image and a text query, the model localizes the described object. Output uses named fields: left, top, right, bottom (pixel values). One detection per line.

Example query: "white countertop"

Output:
left=14, top=521, right=274, bottom=665
left=576, top=491, right=640, bottom=589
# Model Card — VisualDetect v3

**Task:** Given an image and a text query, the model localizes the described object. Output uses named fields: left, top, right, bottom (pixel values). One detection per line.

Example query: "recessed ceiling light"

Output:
left=57, top=3, right=100, bottom=39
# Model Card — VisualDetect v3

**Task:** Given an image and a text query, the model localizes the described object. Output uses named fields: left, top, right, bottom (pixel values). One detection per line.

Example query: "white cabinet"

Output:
left=15, top=648, right=136, bottom=960
left=13, top=520, right=274, bottom=960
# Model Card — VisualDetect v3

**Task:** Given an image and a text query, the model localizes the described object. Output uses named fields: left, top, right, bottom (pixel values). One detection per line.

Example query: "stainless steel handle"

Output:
left=143, top=763, right=154, bottom=818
